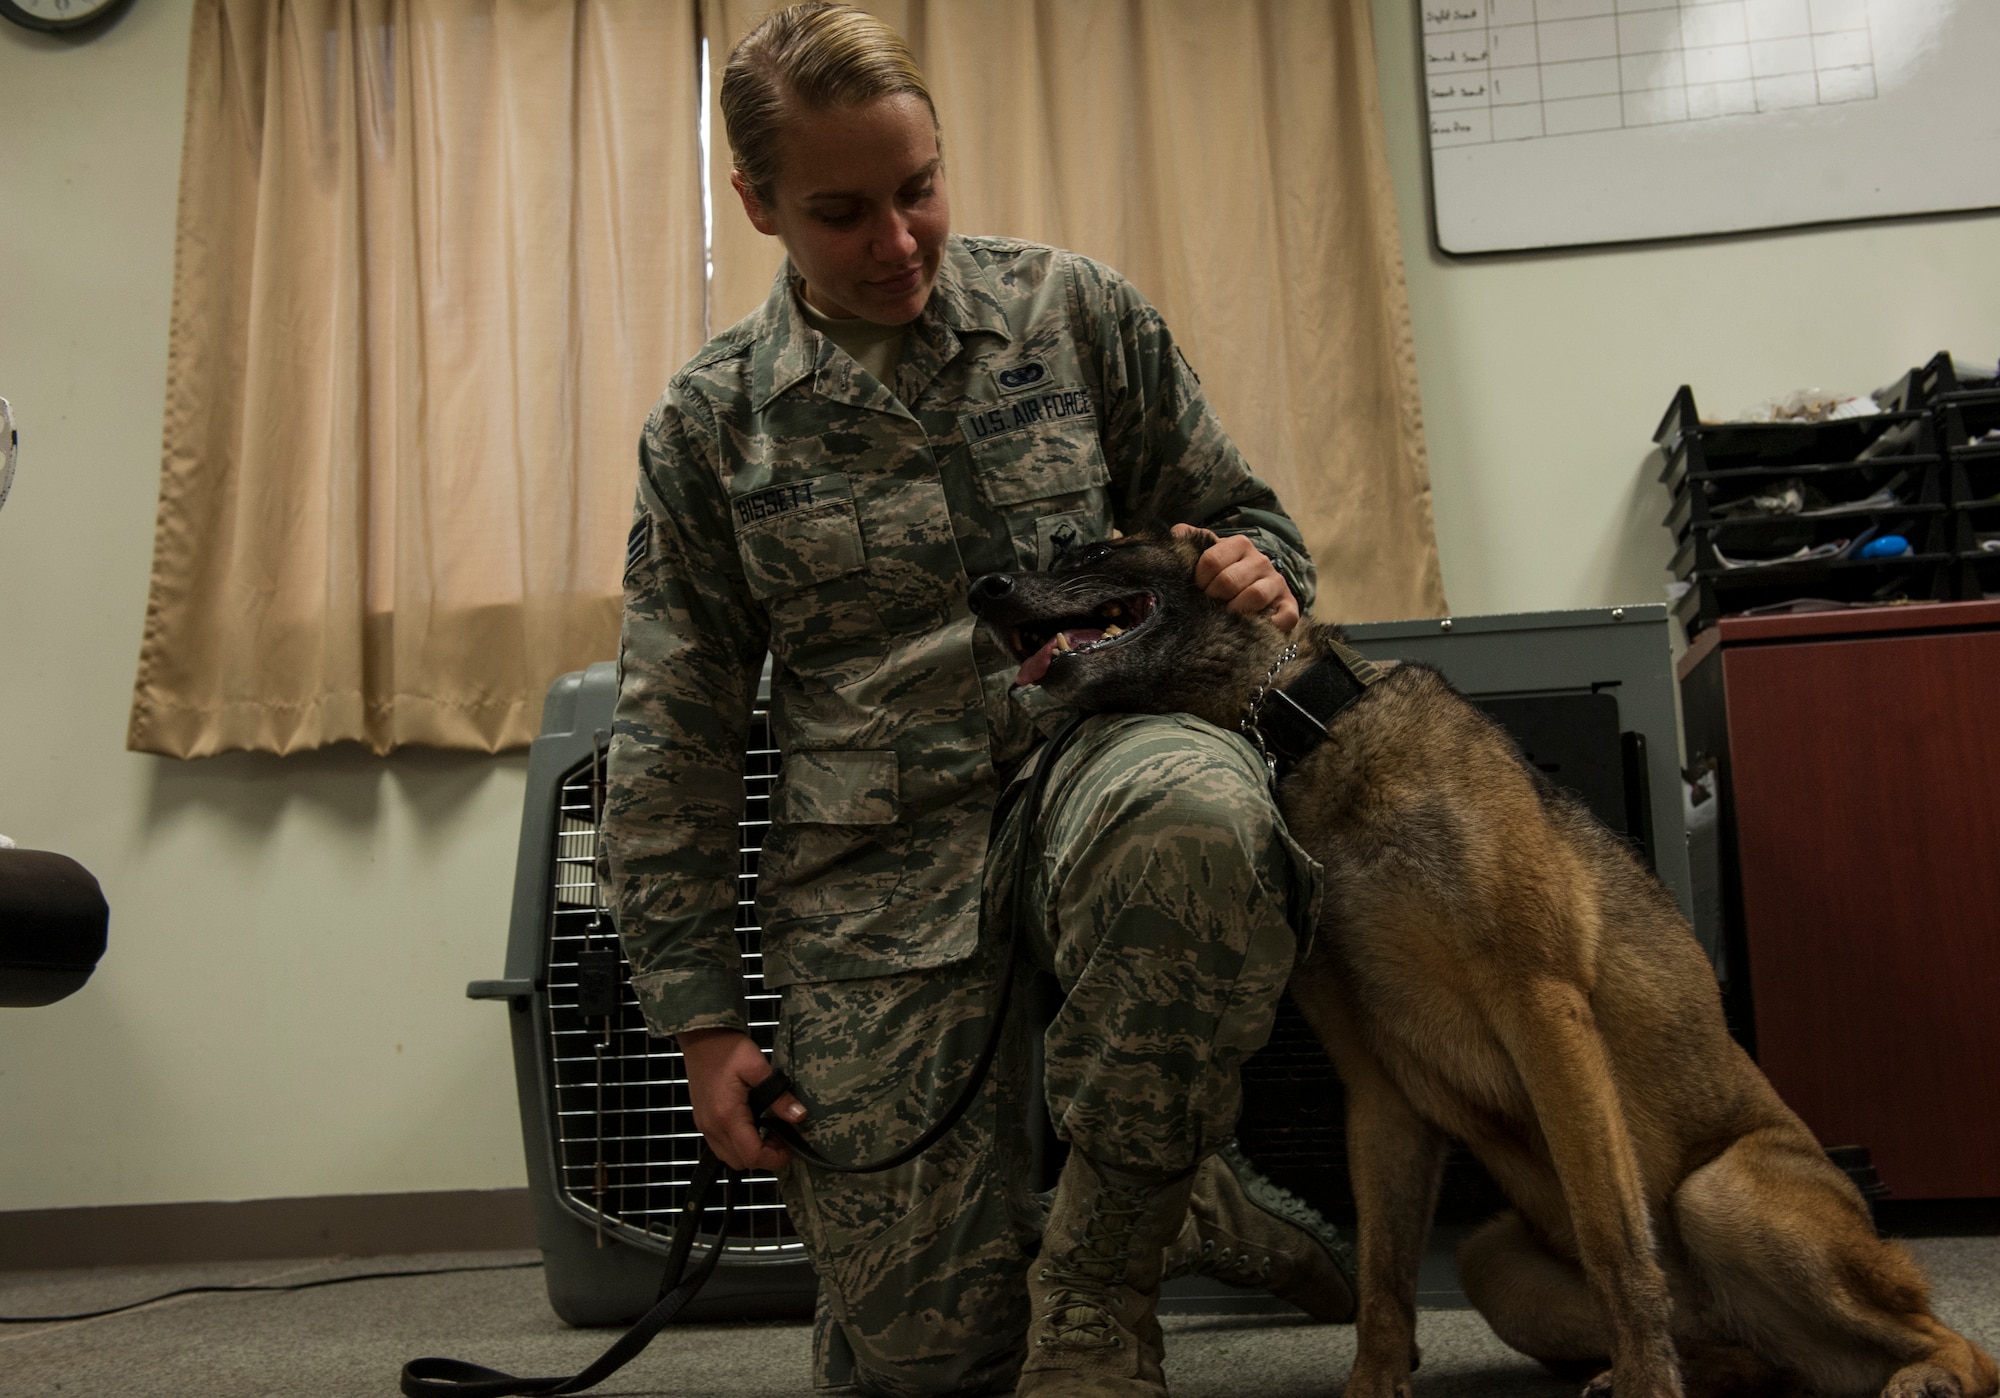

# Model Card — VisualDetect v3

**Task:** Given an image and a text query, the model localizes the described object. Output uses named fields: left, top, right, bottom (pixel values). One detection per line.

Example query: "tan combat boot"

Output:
left=1017, top=1152, right=1195, bottom=1397
left=1162, top=1140, right=1357, bottom=1324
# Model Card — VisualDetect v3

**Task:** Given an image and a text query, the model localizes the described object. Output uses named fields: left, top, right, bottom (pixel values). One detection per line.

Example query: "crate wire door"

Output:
left=541, top=712, right=802, bottom=1260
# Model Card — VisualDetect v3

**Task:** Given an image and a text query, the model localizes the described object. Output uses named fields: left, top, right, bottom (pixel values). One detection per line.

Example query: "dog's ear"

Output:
left=1168, top=524, right=1222, bottom=553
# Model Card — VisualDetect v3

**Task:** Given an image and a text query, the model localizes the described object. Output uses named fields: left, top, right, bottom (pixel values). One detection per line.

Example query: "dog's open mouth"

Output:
left=1007, top=593, right=1157, bottom=686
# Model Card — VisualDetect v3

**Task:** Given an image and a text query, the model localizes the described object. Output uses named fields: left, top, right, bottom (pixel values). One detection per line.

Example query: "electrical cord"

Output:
left=0, top=1259, right=543, bottom=1324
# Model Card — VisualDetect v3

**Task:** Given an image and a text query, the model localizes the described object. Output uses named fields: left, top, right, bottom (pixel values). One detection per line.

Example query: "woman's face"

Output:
left=735, top=92, right=950, bottom=326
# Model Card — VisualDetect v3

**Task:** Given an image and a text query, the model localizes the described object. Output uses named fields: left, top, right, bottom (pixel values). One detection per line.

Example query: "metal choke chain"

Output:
left=1240, top=642, right=1297, bottom=784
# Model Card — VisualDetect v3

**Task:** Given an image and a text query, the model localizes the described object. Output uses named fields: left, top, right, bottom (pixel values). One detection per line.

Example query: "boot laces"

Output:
left=1038, top=1182, right=1151, bottom=1349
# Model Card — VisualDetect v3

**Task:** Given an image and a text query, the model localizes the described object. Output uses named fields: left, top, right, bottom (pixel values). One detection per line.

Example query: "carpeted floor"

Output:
left=2, top=1234, right=1996, bottom=1398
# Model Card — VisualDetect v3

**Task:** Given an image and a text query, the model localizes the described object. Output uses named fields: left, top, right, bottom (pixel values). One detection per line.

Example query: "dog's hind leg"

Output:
left=1672, top=1129, right=1999, bottom=1398
left=1460, top=1213, right=1806, bottom=1398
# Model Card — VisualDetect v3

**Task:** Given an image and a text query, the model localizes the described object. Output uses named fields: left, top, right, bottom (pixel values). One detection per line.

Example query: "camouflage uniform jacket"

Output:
left=605, top=235, right=1316, bottom=1038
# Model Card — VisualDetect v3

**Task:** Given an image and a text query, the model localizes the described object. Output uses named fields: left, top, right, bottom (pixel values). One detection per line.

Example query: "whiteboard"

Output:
left=1422, top=0, right=2000, bottom=254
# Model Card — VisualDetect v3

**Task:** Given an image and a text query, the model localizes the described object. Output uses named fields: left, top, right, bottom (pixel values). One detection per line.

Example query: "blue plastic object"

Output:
left=1854, top=535, right=1912, bottom=560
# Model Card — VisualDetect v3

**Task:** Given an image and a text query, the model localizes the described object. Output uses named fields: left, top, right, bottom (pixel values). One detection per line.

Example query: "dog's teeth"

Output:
left=1103, top=624, right=1124, bottom=638
left=1105, top=602, right=1123, bottom=620
left=1055, top=633, right=1073, bottom=651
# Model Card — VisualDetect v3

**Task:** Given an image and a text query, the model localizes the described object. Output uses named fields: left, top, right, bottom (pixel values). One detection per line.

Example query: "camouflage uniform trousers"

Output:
left=774, top=711, right=1311, bottom=1397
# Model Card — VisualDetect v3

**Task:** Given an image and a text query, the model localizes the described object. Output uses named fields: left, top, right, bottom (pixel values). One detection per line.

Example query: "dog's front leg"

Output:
left=1499, top=977, right=1681, bottom=1398
left=1338, top=1046, right=1446, bottom=1398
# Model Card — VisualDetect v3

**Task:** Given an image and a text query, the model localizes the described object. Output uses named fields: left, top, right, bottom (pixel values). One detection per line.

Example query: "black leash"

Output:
left=400, top=713, right=1089, bottom=1397
left=402, top=1150, right=736, bottom=1397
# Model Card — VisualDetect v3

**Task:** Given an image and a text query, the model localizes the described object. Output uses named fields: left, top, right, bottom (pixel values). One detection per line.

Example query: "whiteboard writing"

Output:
left=1425, top=0, right=1878, bottom=150
left=1421, top=0, right=1998, bottom=252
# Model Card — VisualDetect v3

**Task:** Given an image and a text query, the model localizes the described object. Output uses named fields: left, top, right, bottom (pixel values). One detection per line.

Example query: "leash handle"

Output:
left=746, top=1071, right=794, bottom=1121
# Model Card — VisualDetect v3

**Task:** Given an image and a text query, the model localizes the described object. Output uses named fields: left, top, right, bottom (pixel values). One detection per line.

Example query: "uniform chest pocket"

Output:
left=962, top=394, right=1112, bottom=571
left=964, top=392, right=1111, bottom=508
left=733, top=473, right=885, bottom=684
left=734, top=474, right=869, bottom=596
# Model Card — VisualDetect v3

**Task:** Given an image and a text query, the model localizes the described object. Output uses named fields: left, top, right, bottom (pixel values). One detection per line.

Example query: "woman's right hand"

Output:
left=676, top=1026, right=808, bottom=1171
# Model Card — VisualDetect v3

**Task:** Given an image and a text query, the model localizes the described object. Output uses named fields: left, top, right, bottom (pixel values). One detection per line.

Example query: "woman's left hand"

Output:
left=1171, top=524, right=1301, bottom=632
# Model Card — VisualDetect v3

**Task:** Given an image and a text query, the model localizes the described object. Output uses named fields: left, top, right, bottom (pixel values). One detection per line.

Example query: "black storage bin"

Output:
left=1654, top=385, right=1955, bottom=636
left=1885, top=356, right=2000, bottom=602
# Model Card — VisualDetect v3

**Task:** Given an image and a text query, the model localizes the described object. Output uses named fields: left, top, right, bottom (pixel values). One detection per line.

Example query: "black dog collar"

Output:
left=1249, top=639, right=1384, bottom=782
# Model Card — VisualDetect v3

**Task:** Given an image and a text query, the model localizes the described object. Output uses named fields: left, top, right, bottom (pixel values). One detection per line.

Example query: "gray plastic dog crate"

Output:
left=481, top=606, right=1690, bottom=1324
left=470, top=660, right=817, bottom=1327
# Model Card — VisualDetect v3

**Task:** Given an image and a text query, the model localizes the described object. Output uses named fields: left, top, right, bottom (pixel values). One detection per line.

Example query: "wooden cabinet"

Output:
left=1679, top=600, right=2000, bottom=1199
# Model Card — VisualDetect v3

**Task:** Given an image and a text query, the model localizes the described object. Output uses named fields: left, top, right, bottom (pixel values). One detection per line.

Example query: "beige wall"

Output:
left=2, top=1, right=1996, bottom=1214
left=0, top=0, right=527, bottom=1211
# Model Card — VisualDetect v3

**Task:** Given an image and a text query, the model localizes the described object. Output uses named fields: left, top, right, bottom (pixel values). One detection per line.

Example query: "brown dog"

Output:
left=968, top=531, right=1996, bottom=1398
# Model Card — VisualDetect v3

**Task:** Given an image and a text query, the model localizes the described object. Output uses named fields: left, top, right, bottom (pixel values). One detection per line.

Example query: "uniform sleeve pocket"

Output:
left=773, top=750, right=900, bottom=825
left=734, top=473, right=867, bottom=599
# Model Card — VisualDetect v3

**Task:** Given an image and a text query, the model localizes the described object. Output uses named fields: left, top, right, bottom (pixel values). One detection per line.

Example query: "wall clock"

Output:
left=1, top=0, right=129, bottom=34
left=0, top=398, right=15, bottom=518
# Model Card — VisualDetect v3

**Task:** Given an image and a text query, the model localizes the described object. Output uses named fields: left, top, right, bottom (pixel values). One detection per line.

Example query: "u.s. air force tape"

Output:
left=962, top=386, right=1096, bottom=445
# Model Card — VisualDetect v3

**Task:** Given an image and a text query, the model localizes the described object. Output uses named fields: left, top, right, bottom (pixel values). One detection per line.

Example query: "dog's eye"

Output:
left=1077, top=542, right=1115, bottom=565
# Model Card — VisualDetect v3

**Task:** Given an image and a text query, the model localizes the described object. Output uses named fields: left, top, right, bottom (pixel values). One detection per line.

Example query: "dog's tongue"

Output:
left=1014, top=630, right=1106, bottom=687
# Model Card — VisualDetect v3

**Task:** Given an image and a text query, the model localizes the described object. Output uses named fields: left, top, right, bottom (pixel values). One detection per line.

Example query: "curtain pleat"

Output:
left=703, top=0, right=1445, bottom=626
left=130, top=0, right=706, bottom=756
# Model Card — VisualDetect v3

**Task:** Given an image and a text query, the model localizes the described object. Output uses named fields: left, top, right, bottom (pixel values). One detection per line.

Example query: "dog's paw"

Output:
left=1579, top=1366, right=1684, bottom=1398
left=1538, top=1357, right=1607, bottom=1384
left=1340, top=1362, right=1415, bottom=1398
left=1882, top=1363, right=1966, bottom=1398
left=1339, top=1380, right=1413, bottom=1398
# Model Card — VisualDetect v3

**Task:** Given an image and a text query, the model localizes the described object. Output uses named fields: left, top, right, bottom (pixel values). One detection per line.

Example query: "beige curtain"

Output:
left=129, top=0, right=706, bottom=757
left=703, top=0, right=1445, bottom=625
